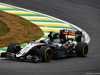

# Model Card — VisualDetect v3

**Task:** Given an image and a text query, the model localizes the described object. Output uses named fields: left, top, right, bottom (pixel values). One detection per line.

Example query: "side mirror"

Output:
left=30, top=39, right=35, bottom=44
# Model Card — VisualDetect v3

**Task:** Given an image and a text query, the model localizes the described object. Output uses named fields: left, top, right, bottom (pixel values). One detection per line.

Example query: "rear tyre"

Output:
left=75, top=42, right=88, bottom=57
left=7, top=42, right=21, bottom=54
left=39, top=46, right=52, bottom=62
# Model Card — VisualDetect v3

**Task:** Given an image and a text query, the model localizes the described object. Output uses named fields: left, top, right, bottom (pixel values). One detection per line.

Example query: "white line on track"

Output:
left=31, top=22, right=69, bottom=25
left=0, top=50, right=6, bottom=52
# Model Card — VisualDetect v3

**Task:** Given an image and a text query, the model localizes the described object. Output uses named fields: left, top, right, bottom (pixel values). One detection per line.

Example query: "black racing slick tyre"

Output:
left=39, top=46, right=52, bottom=62
left=75, top=42, right=88, bottom=57
left=7, top=42, right=21, bottom=54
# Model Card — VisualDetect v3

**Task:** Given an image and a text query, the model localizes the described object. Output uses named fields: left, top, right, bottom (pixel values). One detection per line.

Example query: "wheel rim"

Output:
left=45, top=48, right=52, bottom=62
left=83, top=44, right=88, bottom=56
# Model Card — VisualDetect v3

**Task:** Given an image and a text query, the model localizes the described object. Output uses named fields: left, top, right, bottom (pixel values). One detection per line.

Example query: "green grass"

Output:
left=0, top=20, right=9, bottom=36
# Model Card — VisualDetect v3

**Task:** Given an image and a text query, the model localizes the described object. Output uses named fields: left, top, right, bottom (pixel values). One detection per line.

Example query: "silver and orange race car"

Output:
left=1, top=29, right=89, bottom=62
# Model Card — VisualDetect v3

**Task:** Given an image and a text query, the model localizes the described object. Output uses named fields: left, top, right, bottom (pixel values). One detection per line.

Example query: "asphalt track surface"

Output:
left=0, top=0, right=100, bottom=75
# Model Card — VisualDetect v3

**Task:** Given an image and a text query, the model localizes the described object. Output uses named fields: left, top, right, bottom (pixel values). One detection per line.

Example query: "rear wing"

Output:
left=60, top=29, right=82, bottom=42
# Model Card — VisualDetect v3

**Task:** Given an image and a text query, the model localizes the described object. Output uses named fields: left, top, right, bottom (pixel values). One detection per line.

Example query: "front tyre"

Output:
left=7, top=42, right=21, bottom=54
left=75, top=42, right=88, bottom=57
left=44, top=47, right=52, bottom=62
left=39, top=46, right=52, bottom=62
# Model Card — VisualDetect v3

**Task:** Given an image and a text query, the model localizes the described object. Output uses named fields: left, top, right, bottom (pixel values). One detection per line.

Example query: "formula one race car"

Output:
left=1, top=29, right=88, bottom=62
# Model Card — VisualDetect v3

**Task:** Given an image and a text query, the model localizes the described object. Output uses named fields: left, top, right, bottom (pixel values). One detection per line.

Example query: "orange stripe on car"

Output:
left=62, top=32, right=75, bottom=36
